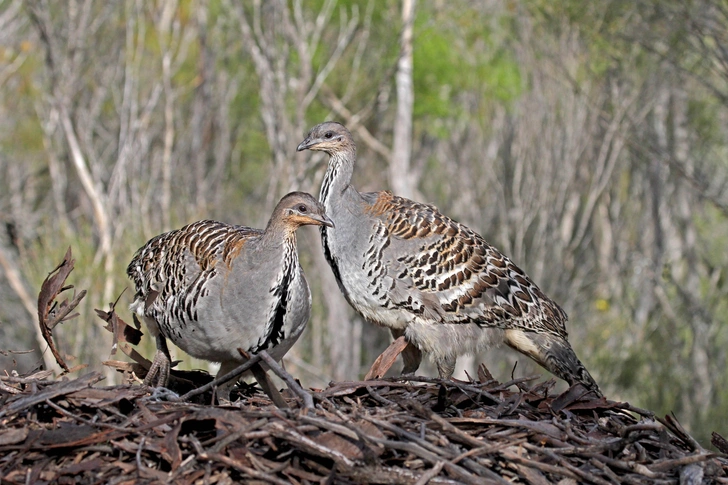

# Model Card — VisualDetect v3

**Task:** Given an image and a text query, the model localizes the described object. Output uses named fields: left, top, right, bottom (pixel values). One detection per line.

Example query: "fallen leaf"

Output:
left=312, top=431, right=363, bottom=461
left=0, top=427, right=28, bottom=445
left=364, top=336, right=408, bottom=380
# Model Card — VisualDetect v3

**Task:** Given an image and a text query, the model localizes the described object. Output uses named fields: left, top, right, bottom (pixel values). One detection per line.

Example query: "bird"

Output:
left=297, top=122, right=602, bottom=396
left=127, top=191, right=334, bottom=400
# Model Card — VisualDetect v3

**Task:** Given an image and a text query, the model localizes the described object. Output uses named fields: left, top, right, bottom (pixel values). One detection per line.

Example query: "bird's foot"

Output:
left=214, top=385, right=234, bottom=405
left=144, top=349, right=171, bottom=388
left=435, top=356, right=456, bottom=381
left=213, top=361, right=241, bottom=405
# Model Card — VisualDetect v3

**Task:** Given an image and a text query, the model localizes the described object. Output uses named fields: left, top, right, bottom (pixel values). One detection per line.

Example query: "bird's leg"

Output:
left=144, top=334, right=171, bottom=387
left=390, top=328, right=422, bottom=375
left=435, top=355, right=456, bottom=380
left=214, top=361, right=240, bottom=404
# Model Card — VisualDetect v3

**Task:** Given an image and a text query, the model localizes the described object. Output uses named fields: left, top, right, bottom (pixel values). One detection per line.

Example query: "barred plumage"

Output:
left=297, top=122, right=601, bottom=396
left=127, top=192, right=333, bottom=400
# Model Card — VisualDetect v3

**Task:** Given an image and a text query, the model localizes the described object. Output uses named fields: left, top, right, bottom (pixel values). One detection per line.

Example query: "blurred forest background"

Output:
left=0, top=0, right=726, bottom=444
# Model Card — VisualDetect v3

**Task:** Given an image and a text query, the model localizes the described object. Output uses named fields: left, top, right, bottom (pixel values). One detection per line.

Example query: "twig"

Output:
left=0, top=369, right=55, bottom=383
left=386, top=375, right=503, bottom=405
left=249, top=361, right=289, bottom=410
left=258, top=350, right=314, bottom=410
left=366, top=386, right=395, bottom=405
left=650, top=453, right=717, bottom=472
left=364, top=416, right=454, bottom=459
left=363, top=415, right=506, bottom=483
left=500, top=449, right=581, bottom=481
left=0, top=349, right=34, bottom=356
left=451, top=439, right=523, bottom=465
left=176, top=354, right=262, bottom=401
left=209, top=418, right=269, bottom=453
left=447, top=380, right=504, bottom=407
left=359, top=433, right=495, bottom=485
left=200, top=451, right=291, bottom=485
left=522, top=443, right=613, bottom=485
left=44, top=399, right=134, bottom=433
left=135, top=436, right=146, bottom=476
left=589, top=457, right=624, bottom=484
left=237, top=348, right=289, bottom=409
left=621, top=423, right=664, bottom=437
left=617, top=402, right=656, bottom=418
left=0, top=372, right=104, bottom=418
left=414, top=461, right=445, bottom=485
left=489, top=374, right=542, bottom=392
left=298, top=415, right=360, bottom=441
left=658, top=413, right=705, bottom=452
left=0, top=381, right=22, bottom=394
left=267, top=421, right=356, bottom=468
left=422, top=409, right=491, bottom=450
left=169, top=417, right=272, bottom=482
left=588, top=453, right=661, bottom=479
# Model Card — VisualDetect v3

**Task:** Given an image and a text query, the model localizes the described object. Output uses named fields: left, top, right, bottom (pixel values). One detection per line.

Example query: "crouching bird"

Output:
left=127, top=192, right=333, bottom=400
left=297, top=122, right=601, bottom=397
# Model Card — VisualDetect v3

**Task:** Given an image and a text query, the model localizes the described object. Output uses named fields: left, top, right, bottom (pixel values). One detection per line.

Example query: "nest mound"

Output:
left=3, top=248, right=726, bottom=484
left=1, top=366, right=726, bottom=485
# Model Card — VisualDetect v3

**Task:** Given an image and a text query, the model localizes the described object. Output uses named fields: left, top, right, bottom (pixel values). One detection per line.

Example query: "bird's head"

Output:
left=277, top=192, right=335, bottom=229
left=296, top=121, right=355, bottom=156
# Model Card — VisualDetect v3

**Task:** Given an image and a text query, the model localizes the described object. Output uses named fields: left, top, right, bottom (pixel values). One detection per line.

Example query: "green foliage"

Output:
left=413, top=5, right=522, bottom=130
left=529, top=1, right=657, bottom=79
left=688, top=96, right=725, bottom=149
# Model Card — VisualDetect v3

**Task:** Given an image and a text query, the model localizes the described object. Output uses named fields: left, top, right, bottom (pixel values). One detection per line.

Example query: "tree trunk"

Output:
left=390, top=0, right=416, bottom=199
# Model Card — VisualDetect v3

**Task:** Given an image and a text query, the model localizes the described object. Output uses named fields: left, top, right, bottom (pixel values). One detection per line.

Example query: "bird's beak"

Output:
left=316, top=214, right=335, bottom=228
left=297, top=137, right=315, bottom=152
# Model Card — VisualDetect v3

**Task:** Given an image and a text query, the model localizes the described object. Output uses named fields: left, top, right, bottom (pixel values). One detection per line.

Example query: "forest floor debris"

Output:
left=0, top=363, right=726, bottom=484
left=2, top=249, right=727, bottom=484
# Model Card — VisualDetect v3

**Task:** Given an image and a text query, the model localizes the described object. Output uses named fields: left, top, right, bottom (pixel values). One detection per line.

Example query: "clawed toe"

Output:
left=214, top=384, right=235, bottom=405
left=144, top=348, right=171, bottom=388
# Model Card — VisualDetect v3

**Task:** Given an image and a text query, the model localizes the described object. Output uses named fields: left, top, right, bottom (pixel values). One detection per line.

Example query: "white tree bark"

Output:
left=158, top=0, right=178, bottom=231
left=390, top=0, right=416, bottom=199
left=58, top=106, right=115, bottom=305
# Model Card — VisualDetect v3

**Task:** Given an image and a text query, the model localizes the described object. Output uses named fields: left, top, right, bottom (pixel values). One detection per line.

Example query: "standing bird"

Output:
left=127, top=192, right=334, bottom=400
left=297, top=122, right=601, bottom=396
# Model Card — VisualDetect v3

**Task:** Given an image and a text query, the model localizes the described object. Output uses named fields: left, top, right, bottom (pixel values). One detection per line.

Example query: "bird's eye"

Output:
left=298, top=204, right=308, bottom=213
left=324, top=131, right=333, bottom=139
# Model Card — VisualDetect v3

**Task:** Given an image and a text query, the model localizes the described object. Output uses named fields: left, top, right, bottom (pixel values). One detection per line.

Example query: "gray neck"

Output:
left=261, top=218, right=297, bottom=248
left=318, top=149, right=358, bottom=284
left=250, top=235, right=298, bottom=353
left=319, top=150, right=356, bottom=211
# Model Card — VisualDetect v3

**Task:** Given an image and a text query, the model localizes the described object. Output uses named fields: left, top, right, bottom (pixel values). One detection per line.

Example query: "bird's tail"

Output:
left=505, top=330, right=602, bottom=397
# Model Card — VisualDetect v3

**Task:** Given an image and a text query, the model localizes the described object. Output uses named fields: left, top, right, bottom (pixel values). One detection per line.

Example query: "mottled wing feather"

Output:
left=126, top=220, right=261, bottom=335
left=364, top=192, right=568, bottom=337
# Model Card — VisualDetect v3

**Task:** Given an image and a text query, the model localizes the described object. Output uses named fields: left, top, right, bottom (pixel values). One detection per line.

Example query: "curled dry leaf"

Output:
left=36, top=247, right=87, bottom=373
left=95, top=297, right=143, bottom=355
left=364, top=335, right=409, bottom=380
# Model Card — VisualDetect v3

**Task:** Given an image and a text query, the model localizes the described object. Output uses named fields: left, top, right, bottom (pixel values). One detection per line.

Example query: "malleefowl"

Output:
left=297, top=122, right=601, bottom=396
left=127, top=192, right=333, bottom=400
